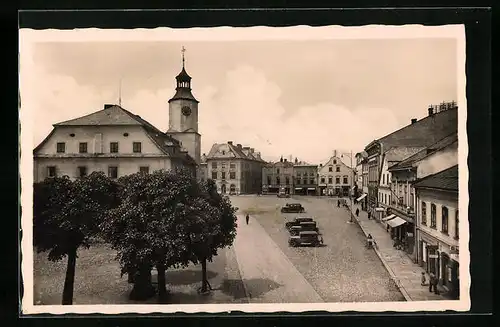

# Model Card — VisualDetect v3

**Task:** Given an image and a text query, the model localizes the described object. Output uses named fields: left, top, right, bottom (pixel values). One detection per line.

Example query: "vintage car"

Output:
left=288, top=231, right=323, bottom=247
left=281, top=203, right=305, bottom=213
left=277, top=192, right=291, bottom=198
left=289, top=221, right=318, bottom=235
left=285, top=216, right=314, bottom=229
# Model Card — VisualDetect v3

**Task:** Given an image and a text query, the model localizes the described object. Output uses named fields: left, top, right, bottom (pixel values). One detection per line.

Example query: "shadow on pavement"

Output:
left=151, top=269, right=218, bottom=286
left=241, top=278, right=283, bottom=299
left=219, top=278, right=247, bottom=299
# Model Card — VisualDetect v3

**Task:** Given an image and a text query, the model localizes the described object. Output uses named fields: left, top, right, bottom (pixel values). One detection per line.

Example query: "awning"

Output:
left=295, top=188, right=301, bottom=190
left=387, top=216, right=407, bottom=228
left=308, top=188, right=315, bottom=190
left=375, top=207, right=385, bottom=212
left=450, top=253, right=459, bottom=263
left=356, top=194, right=367, bottom=201
left=382, top=214, right=396, bottom=221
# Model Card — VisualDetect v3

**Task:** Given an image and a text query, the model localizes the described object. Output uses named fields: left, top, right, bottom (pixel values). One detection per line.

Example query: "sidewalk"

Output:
left=348, top=203, right=451, bottom=301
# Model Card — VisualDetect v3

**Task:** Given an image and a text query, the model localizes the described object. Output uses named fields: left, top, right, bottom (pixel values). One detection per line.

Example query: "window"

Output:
left=336, top=166, right=340, bottom=172
left=139, top=166, right=149, bottom=174
left=430, top=204, right=437, bottom=228
left=56, top=142, right=65, bottom=153
left=297, top=179, right=302, bottom=185
left=79, top=142, right=88, bottom=153
left=335, top=177, right=340, bottom=184
left=230, top=163, right=236, bottom=169
left=78, top=166, right=87, bottom=177
left=310, top=179, right=315, bottom=184
left=276, top=177, right=280, bottom=185
left=329, top=166, right=333, bottom=172
left=108, top=166, right=118, bottom=179
left=110, top=142, right=119, bottom=153
left=221, top=162, right=226, bottom=169
left=343, top=176, right=348, bottom=184
left=267, top=176, right=271, bottom=185
left=47, top=166, right=56, bottom=177
left=297, top=172, right=302, bottom=177
left=455, top=210, right=459, bottom=239
left=222, top=151, right=225, bottom=155
left=382, top=174, right=385, bottom=184
left=277, top=168, right=280, bottom=174
left=221, top=172, right=226, bottom=180
left=441, top=206, right=449, bottom=234
left=133, top=142, right=142, bottom=153
left=328, top=177, right=333, bottom=184
left=310, top=172, right=314, bottom=176
left=333, top=160, right=337, bottom=164
left=320, top=177, right=325, bottom=183
left=212, top=162, right=217, bottom=169
left=212, top=171, right=217, bottom=179
left=230, top=172, right=236, bottom=179
left=286, top=177, right=290, bottom=185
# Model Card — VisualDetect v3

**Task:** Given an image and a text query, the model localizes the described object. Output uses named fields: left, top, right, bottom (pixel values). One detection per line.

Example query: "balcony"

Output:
left=390, top=201, right=415, bottom=221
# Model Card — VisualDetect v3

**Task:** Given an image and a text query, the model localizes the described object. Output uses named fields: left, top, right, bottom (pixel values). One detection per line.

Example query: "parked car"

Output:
left=277, top=192, right=291, bottom=198
left=288, top=231, right=323, bottom=247
left=281, top=203, right=305, bottom=213
left=285, top=216, right=314, bottom=230
left=289, top=221, right=318, bottom=235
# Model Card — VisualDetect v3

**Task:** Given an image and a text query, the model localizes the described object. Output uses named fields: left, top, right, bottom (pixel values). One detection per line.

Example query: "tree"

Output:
left=33, top=172, right=120, bottom=305
left=190, top=179, right=238, bottom=294
left=101, top=169, right=203, bottom=301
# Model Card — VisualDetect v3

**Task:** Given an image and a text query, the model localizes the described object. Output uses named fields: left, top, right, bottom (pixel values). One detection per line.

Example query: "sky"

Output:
left=22, top=35, right=458, bottom=164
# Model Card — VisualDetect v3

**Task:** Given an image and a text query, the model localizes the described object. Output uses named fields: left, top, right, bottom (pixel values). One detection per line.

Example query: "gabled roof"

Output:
left=389, top=133, right=458, bottom=171
left=206, top=143, right=247, bottom=160
left=365, top=108, right=458, bottom=151
left=413, top=165, right=458, bottom=191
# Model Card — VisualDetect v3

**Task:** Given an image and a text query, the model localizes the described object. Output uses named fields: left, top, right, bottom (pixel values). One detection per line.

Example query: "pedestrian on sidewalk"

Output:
left=355, top=208, right=360, bottom=217
left=245, top=214, right=250, bottom=225
left=337, top=199, right=340, bottom=207
left=368, top=211, right=371, bottom=220
left=429, top=272, right=437, bottom=293
left=421, top=272, right=427, bottom=286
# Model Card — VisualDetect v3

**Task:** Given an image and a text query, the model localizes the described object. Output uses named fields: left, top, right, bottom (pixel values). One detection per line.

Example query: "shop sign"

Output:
left=428, top=254, right=439, bottom=259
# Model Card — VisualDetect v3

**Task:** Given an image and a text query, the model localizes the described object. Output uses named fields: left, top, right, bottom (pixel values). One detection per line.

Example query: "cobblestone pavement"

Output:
left=233, top=214, right=323, bottom=303
left=349, top=202, right=453, bottom=301
left=230, top=195, right=405, bottom=303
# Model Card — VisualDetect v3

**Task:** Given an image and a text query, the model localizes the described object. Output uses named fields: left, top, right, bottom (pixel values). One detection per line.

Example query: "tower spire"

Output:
left=181, top=46, right=186, bottom=68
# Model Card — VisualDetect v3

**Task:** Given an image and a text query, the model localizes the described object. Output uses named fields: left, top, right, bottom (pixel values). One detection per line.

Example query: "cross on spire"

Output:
left=181, top=46, right=186, bottom=67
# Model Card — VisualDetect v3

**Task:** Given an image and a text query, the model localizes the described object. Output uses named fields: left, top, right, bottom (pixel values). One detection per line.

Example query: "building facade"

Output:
left=262, top=157, right=294, bottom=194
left=33, top=105, right=196, bottom=182
left=293, top=160, right=318, bottom=195
left=317, top=154, right=354, bottom=196
left=414, top=165, right=460, bottom=299
left=205, top=141, right=265, bottom=194
left=386, top=134, right=458, bottom=261
left=364, top=105, right=458, bottom=215
left=199, top=153, right=208, bottom=182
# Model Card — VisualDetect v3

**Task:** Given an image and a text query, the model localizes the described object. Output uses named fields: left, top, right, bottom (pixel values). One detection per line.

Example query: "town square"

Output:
left=21, top=26, right=465, bottom=310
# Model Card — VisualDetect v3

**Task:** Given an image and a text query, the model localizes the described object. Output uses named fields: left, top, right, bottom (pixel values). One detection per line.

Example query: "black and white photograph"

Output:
left=19, top=24, right=469, bottom=314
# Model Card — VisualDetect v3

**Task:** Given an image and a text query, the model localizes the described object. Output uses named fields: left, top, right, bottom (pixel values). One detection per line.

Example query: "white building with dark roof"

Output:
left=33, top=52, right=200, bottom=182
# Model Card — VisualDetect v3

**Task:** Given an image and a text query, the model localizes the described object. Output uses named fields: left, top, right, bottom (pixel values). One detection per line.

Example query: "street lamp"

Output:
left=341, top=151, right=354, bottom=223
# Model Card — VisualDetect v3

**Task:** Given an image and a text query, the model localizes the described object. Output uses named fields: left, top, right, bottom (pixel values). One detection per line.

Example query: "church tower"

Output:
left=167, top=47, right=201, bottom=165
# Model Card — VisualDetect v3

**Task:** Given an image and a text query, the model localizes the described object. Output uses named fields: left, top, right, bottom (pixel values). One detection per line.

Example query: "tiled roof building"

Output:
left=413, top=165, right=459, bottom=191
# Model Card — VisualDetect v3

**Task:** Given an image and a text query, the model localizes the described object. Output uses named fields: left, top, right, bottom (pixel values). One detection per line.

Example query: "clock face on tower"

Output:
left=181, top=106, right=192, bottom=116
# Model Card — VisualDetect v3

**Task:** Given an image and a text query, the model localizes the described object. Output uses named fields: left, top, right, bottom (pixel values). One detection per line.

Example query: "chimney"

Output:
left=320, top=163, right=323, bottom=167
left=255, top=152, right=261, bottom=158
left=428, top=106, right=434, bottom=116
left=295, top=157, right=298, bottom=163
left=104, top=104, right=114, bottom=109
left=334, top=150, right=337, bottom=157
left=411, top=118, right=417, bottom=124
left=237, top=143, right=242, bottom=149
left=250, top=148, right=254, bottom=153
left=284, top=158, right=287, bottom=162
left=228, top=141, right=233, bottom=145
left=280, top=157, right=283, bottom=162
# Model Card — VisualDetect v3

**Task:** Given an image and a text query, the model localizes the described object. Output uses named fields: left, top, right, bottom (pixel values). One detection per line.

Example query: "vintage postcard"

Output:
left=19, top=24, right=469, bottom=314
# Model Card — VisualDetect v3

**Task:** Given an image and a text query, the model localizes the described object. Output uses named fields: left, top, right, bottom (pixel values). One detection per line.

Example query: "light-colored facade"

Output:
left=293, top=161, right=318, bottom=195
left=317, top=154, right=354, bottom=196
left=414, top=165, right=459, bottom=299
left=262, top=157, right=294, bottom=194
left=206, top=141, right=265, bottom=194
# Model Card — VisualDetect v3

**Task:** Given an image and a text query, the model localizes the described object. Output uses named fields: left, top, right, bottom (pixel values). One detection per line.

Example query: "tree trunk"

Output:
left=157, top=261, right=167, bottom=300
left=129, top=265, right=155, bottom=301
left=201, top=257, right=208, bottom=293
left=62, top=247, right=77, bottom=305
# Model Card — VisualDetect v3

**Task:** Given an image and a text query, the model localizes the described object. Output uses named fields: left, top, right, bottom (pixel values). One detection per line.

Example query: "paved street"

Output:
left=229, top=195, right=405, bottom=302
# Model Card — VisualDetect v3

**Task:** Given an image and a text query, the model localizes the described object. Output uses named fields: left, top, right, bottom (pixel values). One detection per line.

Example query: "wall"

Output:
left=318, top=156, right=354, bottom=188
left=35, top=157, right=171, bottom=182
left=294, top=166, right=317, bottom=186
left=416, top=188, right=459, bottom=247
left=36, top=125, right=164, bottom=156
left=417, top=142, right=458, bottom=179
left=168, top=99, right=199, bottom=133
left=170, top=132, right=201, bottom=165
left=207, top=158, right=243, bottom=194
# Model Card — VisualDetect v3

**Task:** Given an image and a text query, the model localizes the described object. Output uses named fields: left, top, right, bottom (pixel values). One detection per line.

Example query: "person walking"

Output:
left=355, top=208, right=360, bottom=217
left=337, top=199, right=340, bottom=207
left=245, top=214, right=250, bottom=225
left=421, top=272, right=427, bottom=286
left=367, top=211, right=371, bottom=220
left=429, top=272, right=436, bottom=293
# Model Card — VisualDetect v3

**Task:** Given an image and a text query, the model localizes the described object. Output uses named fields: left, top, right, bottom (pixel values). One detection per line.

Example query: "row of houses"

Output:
left=353, top=101, right=460, bottom=299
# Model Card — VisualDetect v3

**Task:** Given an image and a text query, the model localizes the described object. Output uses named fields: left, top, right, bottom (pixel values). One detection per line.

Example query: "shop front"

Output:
left=294, top=187, right=305, bottom=195
left=418, top=231, right=440, bottom=275
left=439, top=244, right=460, bottom=299
left=307, top=187, right=316, bottom=195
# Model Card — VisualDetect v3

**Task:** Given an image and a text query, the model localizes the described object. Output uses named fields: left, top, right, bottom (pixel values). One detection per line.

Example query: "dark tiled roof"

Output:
left=384, top=146, right=426, bottom=163
left=54, top=105, right=147, bottom=127
left=389, top=133, right=458, bottom=171
left=413, top=165, right=459, bottom=191
left=176, top=67, right=192, bottom=81
left=168, top=88, right=199, bottom=103
left=366, top=108, right=458, bottom=151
